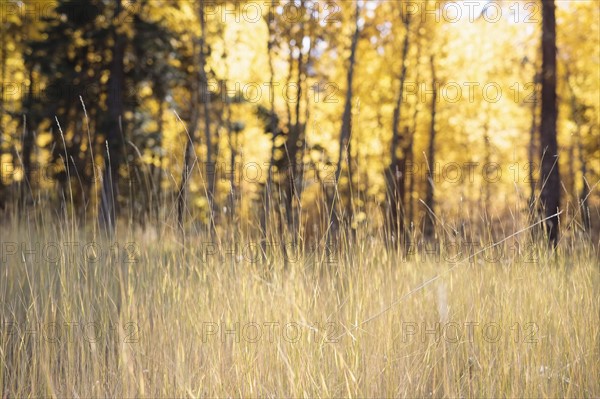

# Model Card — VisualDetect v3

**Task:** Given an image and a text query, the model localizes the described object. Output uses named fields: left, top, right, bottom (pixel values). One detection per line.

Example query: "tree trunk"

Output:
left=407, top=127, right=416, bottom=233
left=528, top=73, right=538, bottom=209
left=199, top=0, right=216, bottom=229
left=297, top=24, right=313, bottom=211
left=579, top=127, right=590, bottom=231
left=99, top=0, right=126, bottom=232
left=539, top=0, right=560, bottom=246
left=567, top=139, right=575, bottom=199
left=283, top=0, right=307, bottom=234
left=330, top=2, right=360, bottom=239
left=21, top=65, right=36, bottom=206
left=261, top=9, right=277, bottom=251
left=177, top=120, right=198, bottom=235
left=225, top=83, right=235, bottom=223
left=407, top=38, right=422, bottom=232
left=156, top=99, right=165, bottom=223
left=566, top=68, right=591, bottom=232
left=147, top=98, right=165, bottom=224
left=423, top=55, right=437, bottom=239
left=386, top=14, right=411, bottom=242
left=177, top=41, right=200, bottom=235
left=286, top=30, right=304, bottom=231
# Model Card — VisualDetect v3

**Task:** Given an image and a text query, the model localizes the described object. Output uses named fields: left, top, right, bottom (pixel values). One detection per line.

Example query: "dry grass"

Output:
left=1, top=212, right=598, bottom=398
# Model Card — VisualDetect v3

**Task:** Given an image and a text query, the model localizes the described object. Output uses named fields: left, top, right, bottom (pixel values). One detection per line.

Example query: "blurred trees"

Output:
left=0, top=0, right=597, bottom=241
left=20, top=0, right=180, bottom=227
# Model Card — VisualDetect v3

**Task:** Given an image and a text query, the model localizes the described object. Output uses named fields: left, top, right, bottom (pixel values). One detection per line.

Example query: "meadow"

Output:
left=1, top=211, right=598, bottom=397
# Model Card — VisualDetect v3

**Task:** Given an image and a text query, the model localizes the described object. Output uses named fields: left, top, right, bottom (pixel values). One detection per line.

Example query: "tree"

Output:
left=385, top=12, right=412, bottom=243
left=177, top=39, right=200, bottom=235
left=260, top=5, right=279, bottom=251
left=26, top=0, right=111, bottom=216
left=528, top=68, right=540, bottom=210
left=330, top=1, right=360, bottom=240
left=198, top=0, right=216, bottom=229
left=23, top=0, right=179, bottom=227
left=99, top=0, right=126, bottom=232
left=423, top=54, right=438, bottom=239
left=539, top=0, right=560, bottom=246
left=565, top=68, right=591, bottom=232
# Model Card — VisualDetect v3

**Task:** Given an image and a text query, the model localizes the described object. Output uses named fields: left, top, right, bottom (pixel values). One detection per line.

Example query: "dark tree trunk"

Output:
left=567, top=139, right=575, bottom=198
left=99, top=0, right=126, bottom=232
left=225, top=83, right=235, bottom=223
left=423, top=55, right=437, bottom=239
left=21, top=66, right=36, bottom=206
left=261, top=8, right=277, bottom=251
left=407, top=128, right=416, bottom=232
left=528, top=74, right=539, bottom=209
left=177, top=42, right=200, bottom=235
left=386, top=14, right=411, bottom=243
left=147, top=98, right=165, bottom=225
left=155, top=99, right=165, bottom=223
left=297, top=23, right=314, bottom=212
left=539, top=0, right=560, bottom=246
left=566, top=69, right=591, bottom=232
left=199, top=0, right=216, bottom=228
left=177, top=120, right=198, bottom=236
left=283, top=0, right=308, bottom=235
left=407, top=38, right=422, bottom=232
left=334, top=4, right=359, bottom=186
left=579, top=127, right=590, bottom=231
left=285, top=40, right=304, bottom=230
left=330, top=2, right=360, bottom=240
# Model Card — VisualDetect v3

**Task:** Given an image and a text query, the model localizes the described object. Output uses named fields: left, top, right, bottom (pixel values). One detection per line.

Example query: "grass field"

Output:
left=1, top=213, right=598, bottom=397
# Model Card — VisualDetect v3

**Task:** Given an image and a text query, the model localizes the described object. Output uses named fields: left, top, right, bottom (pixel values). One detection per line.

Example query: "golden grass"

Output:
left=0, top=218, right=598, bottom=398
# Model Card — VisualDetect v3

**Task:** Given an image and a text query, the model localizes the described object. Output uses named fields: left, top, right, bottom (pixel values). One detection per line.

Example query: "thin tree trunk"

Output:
left=289, top=18, right=304, bottom=232
left=423, top=55, right=437, bottom=239
left=225, top=81, right=235, bottom=223
left=294, top=9, right=314, bottom=236
left=386, top=13, right=411, bottom=242
left=177, top=127, right=197, bottom=236
left=99, top=0, right=126, bottom=232
left=579, top=126, right=590, bottom=231
left=262, top=8, right=277, bottom=251
left=566, top=68, right=591, bottom=232
left=407, top=38, right=422, bottom=231
left=539, top=0, right=560, bottom=246
left=283, top=0, right=307, bottom=234
left=334, top=3, right=360, bottom=186
left=21, top=66, right=36, bottom=206
left=285, top=50, right=294, bottom=146
left=330, top=2, right=360, bottom=239
left=177, top=42, right=200, bottom=235
left=528, top=74, right=538, bottom=209
left=407, top=127, right=416, bottom=233
left=177, top=124, right=198, bottom=235
left=156, top=99, right=164, bottom=223
left=564, top=73, right=576, bottom=200
left=199, top=0, right=216, bottom=229
left=345, top=121, right=354, bottom=229
left=567, top=139, right=575, bottom=199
